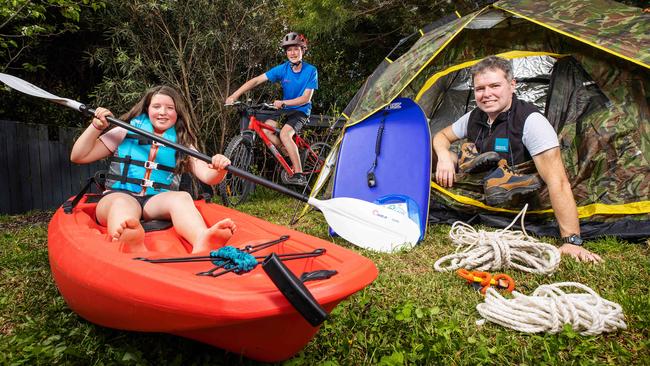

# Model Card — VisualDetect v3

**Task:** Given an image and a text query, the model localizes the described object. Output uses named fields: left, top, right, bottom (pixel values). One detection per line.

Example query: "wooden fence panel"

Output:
left=0, top=120, right=106, bottom=215
left=17, top=123, right=32, bottom=212
left=28, top=125, right=44, bottom=210
left=0, top=121, right=11, bottom=214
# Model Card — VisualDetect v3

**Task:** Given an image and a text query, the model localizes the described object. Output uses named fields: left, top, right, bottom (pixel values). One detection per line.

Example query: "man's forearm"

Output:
left=548, top=180, right=580, bottom=237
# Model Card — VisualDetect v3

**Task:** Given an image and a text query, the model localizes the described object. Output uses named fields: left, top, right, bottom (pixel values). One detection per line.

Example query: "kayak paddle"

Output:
left=0, top=73, right=420, bottom=252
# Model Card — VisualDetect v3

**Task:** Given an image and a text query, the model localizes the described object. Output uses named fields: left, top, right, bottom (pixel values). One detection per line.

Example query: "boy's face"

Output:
left=285, top=45, right=303, bottom=64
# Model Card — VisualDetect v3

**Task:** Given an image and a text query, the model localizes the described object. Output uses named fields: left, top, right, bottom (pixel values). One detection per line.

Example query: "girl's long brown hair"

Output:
left=119, top=86, right=198, bottom=174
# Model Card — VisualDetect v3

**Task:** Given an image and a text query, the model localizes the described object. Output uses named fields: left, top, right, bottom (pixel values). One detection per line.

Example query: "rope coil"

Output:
left=434, top=205, right=560, bottom=275
left=476, top=282, right=627, bottom=335
left=210, top=246, right=258, bottom=273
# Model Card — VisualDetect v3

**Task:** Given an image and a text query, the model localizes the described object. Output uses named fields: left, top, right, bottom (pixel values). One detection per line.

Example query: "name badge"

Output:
left=494, top=138, right=509, bottom=153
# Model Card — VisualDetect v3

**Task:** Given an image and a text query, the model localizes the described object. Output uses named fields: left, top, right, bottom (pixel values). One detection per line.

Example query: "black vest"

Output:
left=466, top=95, right=540, bottom=166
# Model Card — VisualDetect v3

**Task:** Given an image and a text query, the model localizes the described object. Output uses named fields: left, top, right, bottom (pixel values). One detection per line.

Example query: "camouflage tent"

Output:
left=310, top=0, right=650, bottom=239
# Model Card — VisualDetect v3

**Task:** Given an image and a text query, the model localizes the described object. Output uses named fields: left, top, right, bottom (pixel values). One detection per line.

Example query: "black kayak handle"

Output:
left=262, top=253, right=328, bottom=326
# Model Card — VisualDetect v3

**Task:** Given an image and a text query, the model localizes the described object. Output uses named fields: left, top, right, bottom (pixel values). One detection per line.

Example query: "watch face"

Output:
left=569, top=234, right=583, bottom=245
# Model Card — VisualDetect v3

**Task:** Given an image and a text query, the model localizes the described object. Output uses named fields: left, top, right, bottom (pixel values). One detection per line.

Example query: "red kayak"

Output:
left=47, top=195, right=377, bottom=362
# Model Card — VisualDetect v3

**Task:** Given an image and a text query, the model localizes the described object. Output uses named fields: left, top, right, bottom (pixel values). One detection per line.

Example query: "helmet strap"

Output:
left=290, top=60, right=302, bottom=68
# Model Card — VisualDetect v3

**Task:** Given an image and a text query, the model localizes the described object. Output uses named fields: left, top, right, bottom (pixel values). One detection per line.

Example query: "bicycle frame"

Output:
left=244, top=110, right=322, bottom=176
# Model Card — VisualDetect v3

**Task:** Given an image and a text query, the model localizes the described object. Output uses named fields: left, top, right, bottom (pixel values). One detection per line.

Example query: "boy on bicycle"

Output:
left=225, top=32, right=318, bottom=186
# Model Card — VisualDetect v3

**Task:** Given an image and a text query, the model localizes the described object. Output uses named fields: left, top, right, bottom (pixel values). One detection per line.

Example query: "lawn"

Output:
left=1, top=188, right=649, bottom=365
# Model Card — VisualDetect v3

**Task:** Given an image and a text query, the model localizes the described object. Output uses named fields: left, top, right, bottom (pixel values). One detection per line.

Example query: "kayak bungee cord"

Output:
left=133, top=235, right=289, bottom=262
left=134, top=235, right=326, bottom=278
left=134, top=234, right=330, bottom=325
left=200, top=249, right=325, bottom=278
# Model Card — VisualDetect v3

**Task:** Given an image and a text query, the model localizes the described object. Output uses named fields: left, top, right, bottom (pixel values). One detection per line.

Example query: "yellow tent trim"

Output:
left=419, top=29, right=424, bottom=37
left=345, top=7, right=487, bottom=128
left=341, top=112, right=350, bottom=120
left=415, top=51, right=564, bottom=102
left=494, top=4, right=650, bottom=70
left=385, top=57, right=393, bottom=64
left=455, top=10, right=461, bottom=18
left=431, top=181, right=650, bottom=218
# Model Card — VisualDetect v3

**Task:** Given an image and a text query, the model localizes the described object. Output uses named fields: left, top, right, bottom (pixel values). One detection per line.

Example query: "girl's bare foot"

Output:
left=192, top=218, right=237, bottom=253
left=113, top=218, right=146, bottom=253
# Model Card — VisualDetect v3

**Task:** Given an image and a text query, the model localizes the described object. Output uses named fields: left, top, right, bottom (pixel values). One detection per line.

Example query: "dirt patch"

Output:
left=0, top=319, right=15, bottom=336
left=0, top=211, right=53, bottom=232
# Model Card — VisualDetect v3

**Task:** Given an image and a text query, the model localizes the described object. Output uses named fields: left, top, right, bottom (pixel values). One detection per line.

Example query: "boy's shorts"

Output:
left=259, top=110, right=309, bottom=134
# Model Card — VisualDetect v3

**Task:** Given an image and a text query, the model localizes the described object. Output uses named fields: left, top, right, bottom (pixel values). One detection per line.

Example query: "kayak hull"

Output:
left=47, top=195, right=377, bottom=362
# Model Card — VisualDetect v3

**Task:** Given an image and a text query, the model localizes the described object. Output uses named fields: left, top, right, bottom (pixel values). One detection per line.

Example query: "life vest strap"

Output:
left=105, top=173, right=174, bottom=191
left=109, top=156, right=175, bottom=172
left=125, top=133, right=169, bottom=147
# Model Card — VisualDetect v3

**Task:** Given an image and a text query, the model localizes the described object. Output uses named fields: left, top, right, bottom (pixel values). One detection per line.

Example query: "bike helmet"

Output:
left=281, top=32, right=308, bottom=52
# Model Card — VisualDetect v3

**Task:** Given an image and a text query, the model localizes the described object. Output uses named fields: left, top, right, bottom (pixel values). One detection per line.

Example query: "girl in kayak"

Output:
left=70, top=85, right=236, bottom=253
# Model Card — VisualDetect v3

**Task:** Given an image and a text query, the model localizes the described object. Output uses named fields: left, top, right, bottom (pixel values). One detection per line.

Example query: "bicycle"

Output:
left=218, top=101, right=331, bottom=207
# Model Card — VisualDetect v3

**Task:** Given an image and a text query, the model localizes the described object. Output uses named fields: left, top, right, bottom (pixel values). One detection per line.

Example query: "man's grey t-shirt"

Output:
left=451, top=111, right=559, bottom=157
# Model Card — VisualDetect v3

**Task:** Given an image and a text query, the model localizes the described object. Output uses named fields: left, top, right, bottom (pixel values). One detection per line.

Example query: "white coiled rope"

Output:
left=476, top=282, right=627, bottom=335
left=434, top=204, right=560, bottom=275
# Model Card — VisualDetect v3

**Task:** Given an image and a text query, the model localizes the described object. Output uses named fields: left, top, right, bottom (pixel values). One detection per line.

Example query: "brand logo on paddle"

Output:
left=372, top=209, right=388, bottom=219
left=372, top=209, right=400, bottom=224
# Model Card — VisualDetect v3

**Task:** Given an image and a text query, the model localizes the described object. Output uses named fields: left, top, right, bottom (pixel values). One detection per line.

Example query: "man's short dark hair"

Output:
left=470, top=56, right=514, bottom=82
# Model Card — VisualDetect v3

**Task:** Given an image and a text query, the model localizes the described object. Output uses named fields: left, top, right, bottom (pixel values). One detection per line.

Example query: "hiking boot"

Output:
left=484, top=159, right=542, bottom=206
left=286, top=172, right=307, bottom=186
left=458, top=142, right=501, bottom=173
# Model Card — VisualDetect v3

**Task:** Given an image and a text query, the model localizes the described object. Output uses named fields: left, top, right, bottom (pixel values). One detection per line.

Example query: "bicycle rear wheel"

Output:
left=219, top=134, right=255, bottom=206
left=301, top=142, right=332, bottom=183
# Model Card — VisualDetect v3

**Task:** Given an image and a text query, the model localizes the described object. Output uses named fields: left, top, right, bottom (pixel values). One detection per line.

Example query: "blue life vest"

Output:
left=105, top=114, right=180, bottom=195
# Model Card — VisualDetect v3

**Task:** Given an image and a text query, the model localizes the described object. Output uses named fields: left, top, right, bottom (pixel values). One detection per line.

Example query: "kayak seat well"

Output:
left=74, top=197, right=189, bottom=255
left=79, top=197, right=173, bottom=232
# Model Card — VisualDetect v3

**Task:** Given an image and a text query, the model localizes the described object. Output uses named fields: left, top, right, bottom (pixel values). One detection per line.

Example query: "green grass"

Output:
left=1, top=188, right=649, bottom=365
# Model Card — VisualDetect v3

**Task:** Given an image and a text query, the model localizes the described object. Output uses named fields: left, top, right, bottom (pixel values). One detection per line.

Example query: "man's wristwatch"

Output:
left=281, top=102, right=286, bottom=108
left=562, top=234, right=584, bottom=246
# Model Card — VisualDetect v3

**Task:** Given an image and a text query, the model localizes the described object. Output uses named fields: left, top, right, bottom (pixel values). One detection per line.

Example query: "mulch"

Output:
left=0, top=211, right=53, bottom=232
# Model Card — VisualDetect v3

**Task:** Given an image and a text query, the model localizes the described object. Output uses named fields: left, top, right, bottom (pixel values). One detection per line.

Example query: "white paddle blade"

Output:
left=0, top=73, right=82, bottom=111
left=309, top=197, right=420, bottom=253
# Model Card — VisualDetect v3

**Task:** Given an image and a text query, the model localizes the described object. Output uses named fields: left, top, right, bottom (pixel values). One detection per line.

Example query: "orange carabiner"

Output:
left=456, top=269, right=492, bottom=287
left=492, top=273, right=515, bottom=293
left=457, top=269, right=515, bottom=294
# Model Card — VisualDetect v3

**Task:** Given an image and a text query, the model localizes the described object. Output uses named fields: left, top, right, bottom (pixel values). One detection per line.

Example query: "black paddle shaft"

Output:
left=79, top=105, right=308, bottom=203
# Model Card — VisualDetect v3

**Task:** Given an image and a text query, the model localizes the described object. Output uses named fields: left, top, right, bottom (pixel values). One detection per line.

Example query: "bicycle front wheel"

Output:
left=219, top=135, right=255, bottom=206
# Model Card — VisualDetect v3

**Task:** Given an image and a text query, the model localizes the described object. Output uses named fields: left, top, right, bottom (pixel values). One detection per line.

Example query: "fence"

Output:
left=0, top=115, right=343, bottom=215
left=0, top=120, right=106, bottom=215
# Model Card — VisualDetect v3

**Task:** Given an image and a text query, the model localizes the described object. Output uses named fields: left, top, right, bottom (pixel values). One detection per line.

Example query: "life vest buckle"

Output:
left=141, top=179, right=154, bottom=188
left=144, top=160, right=158, bottom=170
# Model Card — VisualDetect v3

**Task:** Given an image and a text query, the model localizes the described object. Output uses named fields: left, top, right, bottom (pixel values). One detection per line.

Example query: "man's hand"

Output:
left=435, top=158, right=456, bottom=188
left=559, top=244, right=603, bottom=263
left=432, top=126, right=460, bottom=188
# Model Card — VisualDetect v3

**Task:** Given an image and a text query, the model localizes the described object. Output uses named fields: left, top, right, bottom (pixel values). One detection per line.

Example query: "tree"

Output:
left=91, top=0, right=285, bottom=153
left=283, top=0, right=464, bottom=112
left=0, top=0, right=106, bottom=125
left=0, top=0, right=105, bottom=72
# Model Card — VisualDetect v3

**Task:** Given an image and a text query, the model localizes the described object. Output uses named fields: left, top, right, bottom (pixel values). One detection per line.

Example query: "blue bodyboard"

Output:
left=332, top=98, right=431, bottom=241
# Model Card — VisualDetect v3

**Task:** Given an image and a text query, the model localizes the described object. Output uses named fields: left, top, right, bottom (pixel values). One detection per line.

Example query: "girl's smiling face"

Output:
left=148, top=93, right=178, bottom=132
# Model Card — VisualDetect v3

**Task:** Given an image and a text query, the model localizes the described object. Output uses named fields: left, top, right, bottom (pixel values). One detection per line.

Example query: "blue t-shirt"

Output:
left=265, top=61, right=318, bottom=116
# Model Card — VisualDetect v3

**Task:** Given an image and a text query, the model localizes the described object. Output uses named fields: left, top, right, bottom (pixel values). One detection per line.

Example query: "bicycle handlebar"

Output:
left=225, top=101, right=277, bottom=111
